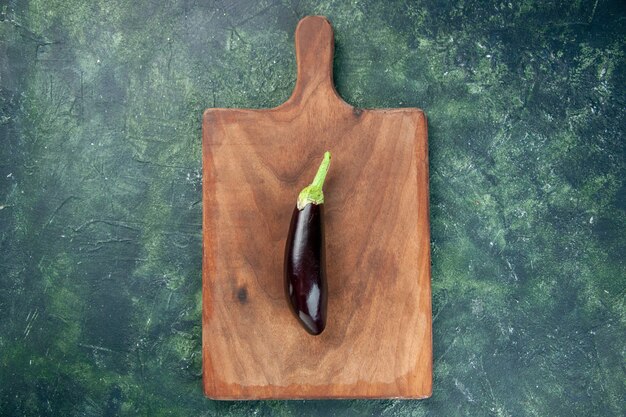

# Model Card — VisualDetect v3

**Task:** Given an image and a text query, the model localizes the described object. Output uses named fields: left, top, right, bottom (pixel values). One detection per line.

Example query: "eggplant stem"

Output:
left=297, top=151, right=331, bottom=210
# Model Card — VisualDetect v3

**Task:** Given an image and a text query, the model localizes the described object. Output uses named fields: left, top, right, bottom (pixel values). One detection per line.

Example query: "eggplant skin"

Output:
left=284, top=203, right=327, bottom=335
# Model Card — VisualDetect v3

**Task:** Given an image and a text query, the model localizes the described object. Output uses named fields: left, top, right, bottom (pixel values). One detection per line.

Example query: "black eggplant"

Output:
left=284, top=151, right=331, bottom=335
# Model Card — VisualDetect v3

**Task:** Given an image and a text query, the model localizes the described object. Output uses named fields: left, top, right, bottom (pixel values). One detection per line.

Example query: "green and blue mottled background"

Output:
left=1, top=0, right=625, bottom=415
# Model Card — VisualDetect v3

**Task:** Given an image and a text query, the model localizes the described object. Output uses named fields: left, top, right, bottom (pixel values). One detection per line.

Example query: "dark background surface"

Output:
left=1, top=0, right=625, bottom=416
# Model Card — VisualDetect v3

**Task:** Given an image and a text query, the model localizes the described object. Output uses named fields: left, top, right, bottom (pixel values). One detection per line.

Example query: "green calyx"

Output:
left=297, top=151, right=331, bottom=210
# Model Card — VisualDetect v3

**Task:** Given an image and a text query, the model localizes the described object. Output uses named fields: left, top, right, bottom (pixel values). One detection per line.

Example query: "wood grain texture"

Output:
left=202, top=15, right=432, bottom=400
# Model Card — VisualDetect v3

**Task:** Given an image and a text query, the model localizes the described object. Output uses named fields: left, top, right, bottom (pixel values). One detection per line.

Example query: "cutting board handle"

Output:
left=291, top=16, right=344, bottom=107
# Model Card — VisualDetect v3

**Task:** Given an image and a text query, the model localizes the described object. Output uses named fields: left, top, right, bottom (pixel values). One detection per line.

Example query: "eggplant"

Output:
left=284, top=151, right=331, bottom=335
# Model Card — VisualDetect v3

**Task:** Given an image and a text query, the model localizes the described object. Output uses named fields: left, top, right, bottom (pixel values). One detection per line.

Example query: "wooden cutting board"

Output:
left=202, top=15, right=432, bottom=400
